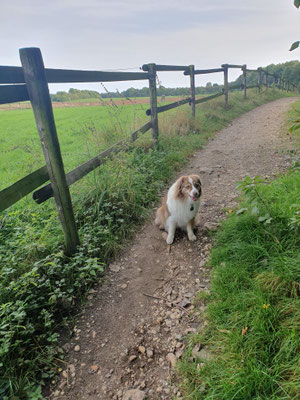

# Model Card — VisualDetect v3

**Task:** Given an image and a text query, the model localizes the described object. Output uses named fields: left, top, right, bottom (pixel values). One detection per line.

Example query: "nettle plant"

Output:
left=289, top=117, right=300, bottom=134
left=237, top=175, right=300, bottom=233
left=237, top=176, right=273, bottom=224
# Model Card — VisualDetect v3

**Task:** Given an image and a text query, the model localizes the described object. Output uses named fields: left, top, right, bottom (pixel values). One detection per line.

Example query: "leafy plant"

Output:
left=289, top=0, right=300, bottom=51
left=237, top=176, right=273, bottom=224
left=289, top=118, right=300, bottom=133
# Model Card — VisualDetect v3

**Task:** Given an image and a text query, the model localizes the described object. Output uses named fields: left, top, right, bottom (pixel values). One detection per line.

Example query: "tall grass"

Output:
left=0, top=88, right=296, bottom=399
left=177, top=144, right=300, bottom=397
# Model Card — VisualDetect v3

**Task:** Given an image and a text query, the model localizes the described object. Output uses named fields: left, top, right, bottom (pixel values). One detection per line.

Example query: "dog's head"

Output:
left=176, top=174, right=202, bottom=201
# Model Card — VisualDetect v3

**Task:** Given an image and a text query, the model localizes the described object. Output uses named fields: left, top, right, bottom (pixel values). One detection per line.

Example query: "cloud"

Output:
left=1, top=0, right=299, bottom=92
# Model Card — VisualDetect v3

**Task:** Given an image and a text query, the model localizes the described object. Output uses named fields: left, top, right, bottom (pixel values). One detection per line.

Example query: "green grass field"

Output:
left=0, top=102, right=149, bottom=190
left=0, top=88, right=298, bottom=399
left=0, top=95, right=203, bottom=190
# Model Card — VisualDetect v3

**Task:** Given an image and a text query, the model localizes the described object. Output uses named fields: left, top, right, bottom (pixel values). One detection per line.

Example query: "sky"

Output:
left=1, top=0, right=299, bottom=94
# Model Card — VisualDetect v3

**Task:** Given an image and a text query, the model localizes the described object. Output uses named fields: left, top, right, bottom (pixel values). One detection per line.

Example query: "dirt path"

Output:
left=48, top=97, right=298, bottom=400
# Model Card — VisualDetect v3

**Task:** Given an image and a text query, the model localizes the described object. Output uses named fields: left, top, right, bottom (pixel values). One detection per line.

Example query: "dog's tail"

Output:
left=155, top=195, right=169, bottom=230
left=155, top=207, right=164, bottom=228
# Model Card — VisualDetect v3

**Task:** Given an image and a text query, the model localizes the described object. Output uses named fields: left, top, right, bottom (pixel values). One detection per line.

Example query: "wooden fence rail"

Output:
left=0, top=166, right=49, bottom=212
left=0, top=84, right=29, bottom=104
left=146, top=97, right=191, bottom=115
left=0, top=47, right=297, bottom=253
left=0, top=65, right=149, bottom=85
left=194, top=92, right=224, bottom=104
left=184, top=68, right=224, bottom=75
left=142, top=64, right=189, bottom=72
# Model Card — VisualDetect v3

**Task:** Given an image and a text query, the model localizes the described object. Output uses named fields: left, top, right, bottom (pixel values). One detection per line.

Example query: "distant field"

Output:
left=0, top=94, right=204, bottom=110
left=0, top=102, right=151, bottom=190
left=0, top=93, right=215, bottom=190
left=68, top=97, right=149, bottom=103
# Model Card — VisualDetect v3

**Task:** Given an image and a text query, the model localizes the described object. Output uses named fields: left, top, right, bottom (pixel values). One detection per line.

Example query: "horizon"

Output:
left=1, top=1, right=299, bottom=93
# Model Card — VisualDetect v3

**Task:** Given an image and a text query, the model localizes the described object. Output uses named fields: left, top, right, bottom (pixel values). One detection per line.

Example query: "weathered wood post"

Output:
left=242, top=64, right=247, bottom=99
left=144, top=63, right=159, bottom=147
left=258, top=68, right=262, bottom=92
left=264, top=70, right=268, bottom=89
left=19, top=47, right=79, bottom=255
left=222, top=64, right=229, bottom=107
left=189, top=65, right=195, bottom=118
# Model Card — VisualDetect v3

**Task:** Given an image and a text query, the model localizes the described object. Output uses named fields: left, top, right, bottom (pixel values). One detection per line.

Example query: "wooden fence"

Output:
left=0, top=47, right=297, bottom=254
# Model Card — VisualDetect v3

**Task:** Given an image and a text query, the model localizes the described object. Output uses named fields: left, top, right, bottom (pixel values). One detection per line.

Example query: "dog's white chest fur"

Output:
left=166, top=182, right=200, bottom=229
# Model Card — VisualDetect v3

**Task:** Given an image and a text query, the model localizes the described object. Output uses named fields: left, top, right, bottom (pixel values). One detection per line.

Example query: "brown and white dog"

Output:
left=155, top=175, right=202, bottom=244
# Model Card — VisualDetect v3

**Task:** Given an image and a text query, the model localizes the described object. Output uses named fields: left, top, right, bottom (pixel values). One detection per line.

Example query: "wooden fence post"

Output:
left=242, top=64, right=247, bottom=99
left=19, top=47, right=79, bottom=255
left=264, top=70, right=268, bottom=89
left=189, top=65, right=195, bottom=118
left=258, top=68, right=262, bottom=92
left=222, top=64, right=229, bottom=107
left=147, top=63, right=159, bottom=147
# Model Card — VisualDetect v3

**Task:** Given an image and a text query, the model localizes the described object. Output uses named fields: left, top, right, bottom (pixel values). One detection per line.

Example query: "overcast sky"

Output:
left=1, top=0, right=299, bottom=93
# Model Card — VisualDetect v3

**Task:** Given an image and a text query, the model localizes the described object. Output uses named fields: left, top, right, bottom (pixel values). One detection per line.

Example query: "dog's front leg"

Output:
left=187, top=221, right=197, bottom=241
left=166, top=220, right=176, bottom=244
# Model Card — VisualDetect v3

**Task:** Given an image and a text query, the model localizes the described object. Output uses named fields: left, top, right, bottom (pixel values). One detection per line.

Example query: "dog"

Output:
left=155, top=174, right=202, bottom=244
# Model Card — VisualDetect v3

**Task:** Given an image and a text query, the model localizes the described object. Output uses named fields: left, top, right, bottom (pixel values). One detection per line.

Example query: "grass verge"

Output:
left=0, top=88, right=297, bottom=399
left=177, top=102, right=300, bottom=399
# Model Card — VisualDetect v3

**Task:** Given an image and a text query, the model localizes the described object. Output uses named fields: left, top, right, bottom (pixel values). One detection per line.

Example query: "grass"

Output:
left=177, top=104, right=300, bottom=399
left=0, top=101, right=149, bottom=190
left=0, top=88, right=297, bottom=399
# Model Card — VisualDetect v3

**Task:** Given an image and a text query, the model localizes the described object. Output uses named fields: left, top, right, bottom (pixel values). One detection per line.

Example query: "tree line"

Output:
left=235, top=60, right=300, bottom=88
left=50, top=60, right=300, bottom=102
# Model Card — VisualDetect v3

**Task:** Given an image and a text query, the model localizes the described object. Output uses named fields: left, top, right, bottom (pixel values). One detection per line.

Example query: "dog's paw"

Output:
left=162, top=232, right=168, bottom=241
left=188, top=234, right=197, bottom=242
left=166, top=234, right=174, bottom=245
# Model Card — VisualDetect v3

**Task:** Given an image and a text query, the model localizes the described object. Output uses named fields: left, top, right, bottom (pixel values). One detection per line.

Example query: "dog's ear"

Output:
left=176, top=176, right=186, bottom=199
left=178, top=176, right=185, bottom=190
left=193, top=175, right=201, bottom=186
left=191, top=175, right=202, bottom=196
left=197, top=177, right=202, bottom=195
